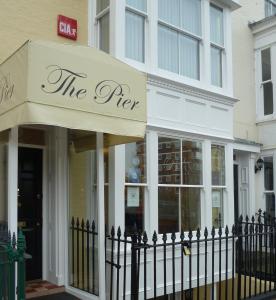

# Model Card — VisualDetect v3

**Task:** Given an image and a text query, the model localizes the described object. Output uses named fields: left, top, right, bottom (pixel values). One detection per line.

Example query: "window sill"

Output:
left=256, top=114, right=276, bottom=124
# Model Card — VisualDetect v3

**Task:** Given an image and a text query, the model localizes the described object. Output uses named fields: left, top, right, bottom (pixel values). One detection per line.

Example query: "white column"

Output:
left=55, top=127, right=68, bottom=286
left=225, top=143, right=234, bottom=226
left=203, top=139, right=212, bottom=229
left=108, top=145, right=125, bottom=231
left=109, top=0, right=125, bottom=59
left=8, top=127, right=18, bottom=236
left=249, top=153, right=257, bottom=217
left=202, top=0, right=211, bottom=88
left=147, top=131, right=158, bottom=235
left=148, top=0, right=158, bottom=72
left=97, top=132, right=106, bottom=299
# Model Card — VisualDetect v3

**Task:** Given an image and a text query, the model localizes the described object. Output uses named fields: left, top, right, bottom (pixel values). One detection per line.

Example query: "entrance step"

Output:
left=29, top=293, right=79, bottom=300
left=26, top=281, right=65, bottom=299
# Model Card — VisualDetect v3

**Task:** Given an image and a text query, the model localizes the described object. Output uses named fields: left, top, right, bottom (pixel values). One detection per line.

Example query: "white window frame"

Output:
left=261, top=47, right=274, bottom=117
left=265, top=0, right=276, bottom=18
left=263, top=155, right=275, bottom=214
left=211, top=143, right=227, bottom=228
left=256, top=46, right=276, bottom=122
left=125, top=1, right=148, bottom=65
left=157, top=134, right=204, bottom=233
left=95, top=2, right=110, bottom=52
left=157, top=0, right=203, bottom=81
left=210, top=2, right=226, bottom=89
left=124, top=135, right=148, bottom=233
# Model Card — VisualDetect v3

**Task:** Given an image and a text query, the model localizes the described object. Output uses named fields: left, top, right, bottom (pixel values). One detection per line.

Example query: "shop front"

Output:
left=0, top=40, right=146, bottom=299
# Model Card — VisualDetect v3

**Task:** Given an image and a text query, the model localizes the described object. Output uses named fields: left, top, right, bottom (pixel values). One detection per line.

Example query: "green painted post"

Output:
left=17, top=230, right=26, bottom=300
left=0, top=249, right=3, bottom=299
left=7, top=233, right=15, bottom=300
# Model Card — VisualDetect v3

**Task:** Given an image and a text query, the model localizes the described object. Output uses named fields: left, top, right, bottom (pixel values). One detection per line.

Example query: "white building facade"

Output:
left=86, top=0, right=240, bottom=239
left=232, top=0, right=276, bottom=222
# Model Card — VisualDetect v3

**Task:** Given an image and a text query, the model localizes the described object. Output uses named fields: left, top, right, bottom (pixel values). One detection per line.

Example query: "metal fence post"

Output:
left=7, top=233, right=15, bottom=300
left=131, top=232, right=138, bottom=300
left=17, top=230, right=26, bottom=300
left=237, top=216, right=243, bottom=300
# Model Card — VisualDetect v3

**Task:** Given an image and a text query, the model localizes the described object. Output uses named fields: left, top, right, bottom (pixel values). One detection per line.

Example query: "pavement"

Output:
left=31, top=293, right=80, bottom=300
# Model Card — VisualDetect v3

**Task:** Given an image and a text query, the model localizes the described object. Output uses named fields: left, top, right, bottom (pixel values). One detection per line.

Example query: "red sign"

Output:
left=57, top=15, right=77, bottom=40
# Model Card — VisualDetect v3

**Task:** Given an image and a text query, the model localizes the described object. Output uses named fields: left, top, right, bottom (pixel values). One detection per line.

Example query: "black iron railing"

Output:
left=70, top=217, right=99, bottom=295
left=70, top=212, right=276, bottom=299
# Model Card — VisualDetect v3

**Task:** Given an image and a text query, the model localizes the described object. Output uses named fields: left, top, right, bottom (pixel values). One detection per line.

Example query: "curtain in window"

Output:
left=125, top=11, right=145, bottom=62
left=158, top=0, right=180, bottom=27
left=179, top=35, right=199, bottom=80
left=99, top=14, right=109, bottom=53
left=181, top=0, right=201, bottom=36
left=210, top=5, right=224, bottom=46
left=126, top=0, right=147, bottom=12
left=211, top=46, right=222, bottom=87
left=158, top=25, right=179, bottom=73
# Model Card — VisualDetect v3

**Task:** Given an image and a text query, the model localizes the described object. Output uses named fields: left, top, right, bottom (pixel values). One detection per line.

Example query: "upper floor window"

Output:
left=265, top=0, right=276, bottom=18
left=158, top=0, right=201, bottom=80
left=125, top=0, right=147, bottom=63
left=96, top=0, right=110, bottom=53
left=261, top=48, right=274, bottom=115
left=210, top=4, right=224, bottom=87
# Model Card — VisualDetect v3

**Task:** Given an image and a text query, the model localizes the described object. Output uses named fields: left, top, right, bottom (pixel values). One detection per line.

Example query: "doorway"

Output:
left=18, top=147, right=43, bottom=281
left=234, top=164, right=239, bottom=224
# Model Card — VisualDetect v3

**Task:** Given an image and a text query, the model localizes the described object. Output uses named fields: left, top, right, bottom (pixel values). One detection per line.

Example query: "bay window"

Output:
left=158, top=0, right=201, bottom=80
left=261, top=48, right=274, bottom=116
left=125, top=0, right=147, bottom=63
left=212, top=144, right=225, bottom=227
left=96, top=0, right=110, bottom=53
left=264, top=156, right=275, bottom=219
left=158, top=137, right=203, bottom=233
left=125, top=140, right=147, bottom=233
left=210, top=4, right=224, bottom=87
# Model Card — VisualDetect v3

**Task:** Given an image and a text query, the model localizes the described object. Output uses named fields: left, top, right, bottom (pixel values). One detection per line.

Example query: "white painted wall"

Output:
left=147, top=79, right=234, bottom=141
left=232, top=0, right=264, bottom=142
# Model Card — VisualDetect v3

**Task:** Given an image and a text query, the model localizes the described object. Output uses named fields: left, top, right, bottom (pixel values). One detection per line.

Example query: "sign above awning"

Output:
left=0, top=40, right=147, bottom=140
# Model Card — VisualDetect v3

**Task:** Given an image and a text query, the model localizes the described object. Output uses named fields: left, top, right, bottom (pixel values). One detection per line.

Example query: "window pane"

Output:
left=265, top=0, right=276, bottom=17
left=69, top=148, right=97, bottom=220
left=179, top=34, right=199, bottom=80
left=211, top=46, right=222, bottom=87
left=125, top=141, right=146, bottom=183
left=99, top=14, right=109, bottom=53
left=266, top=193, right=275, bottom=219
left=181, top=0, right=201, bottom=36
left=97, top=0, right=109, bottom=14
left=212, top=189, right=223, bottom=228
left=158, top=0, right=180, bottom=27
left=264, top=156, right=274, bottom=191
left=125, top=186, right=144, bottom=233
left=212, top=145, right=225, bottom=186
left=127, top=0, right=147, bottom=12
left=0, top=144, right=7, bottom=223
left=262, top=48, right=271, bottom=82
left=125, top=11, right=145, bottom=63
left=181, top=188, right=201, bottom=231
left=210, top=4, right=224, bottom=46
left=158, top=137, right=181, bottom=184
left=182, top=140, right=202, bottom=185
left=263, top=81, right=274, bottom=115
left=158, top=25, right=179, bottom=74
left=158, top=187, right=179, bottom=233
